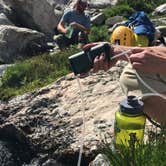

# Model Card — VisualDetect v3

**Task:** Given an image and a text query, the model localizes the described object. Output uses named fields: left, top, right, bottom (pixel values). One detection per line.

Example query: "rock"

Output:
left=0, top=64, right=127, bottom=164
left=152, top=3, right=166, bottom=15
left=89, top=154, right=110, bottom=166
left=0, top=0, right=12, bottom=18
left=0, top=140, right=15, bottom=166
left=0, top=124, right=36, bottom=165
left=4, top=0, right=65, bottom=38
left=0, top=13, right=13, bottom=25
left=0, top=64, right=13, bottom=78
left=91, top=13, right=106, bottom=25
left=89, top=0, right=118, bottom=9
left=0, top=25, right=46, bottom=63
left=105, top=16, right=124, bottom=27
left=156, top=25, right=166, bottom=36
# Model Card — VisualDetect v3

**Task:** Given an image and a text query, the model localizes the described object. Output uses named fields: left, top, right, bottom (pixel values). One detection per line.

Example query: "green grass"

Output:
left=0, top=46, right=79, bottom=101
left=102, top=5, right=134, bottom=19
left=100, top=127, right=166, bottom=166
left=117, top=0, right=165, bottom=13
left=89, top=25, right=110, bottom=42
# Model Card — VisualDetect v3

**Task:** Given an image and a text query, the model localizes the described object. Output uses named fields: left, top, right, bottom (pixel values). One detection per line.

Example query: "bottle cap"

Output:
left=120, top=96, right=144, bottom=115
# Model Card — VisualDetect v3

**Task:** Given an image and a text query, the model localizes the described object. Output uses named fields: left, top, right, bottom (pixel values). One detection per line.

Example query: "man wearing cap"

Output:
left=55, top=0, right=91, bottom=49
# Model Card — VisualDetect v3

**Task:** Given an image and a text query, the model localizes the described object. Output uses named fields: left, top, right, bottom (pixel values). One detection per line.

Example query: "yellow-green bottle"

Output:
left=114, top=96, right=146, bottom=148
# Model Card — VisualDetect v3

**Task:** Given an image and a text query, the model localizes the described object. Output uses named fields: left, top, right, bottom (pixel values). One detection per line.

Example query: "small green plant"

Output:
left=89, top=25, right=109, bottom=42
left=0, top=46, right=79, bottom=100
left=102, top=5, right=134, bottom=19
left=100, top=127, right=166, bottom=166
left=117, top=0, right=165, bottom=13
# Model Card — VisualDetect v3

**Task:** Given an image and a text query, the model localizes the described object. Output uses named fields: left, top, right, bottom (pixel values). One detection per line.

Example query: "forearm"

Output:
left=75, top=23, right=90, bottom=33
left=149, top=46, right=166, bottom=54
left=79, top=24, right=90, bottom=34
left=57, top=22, right=67, bottom=34
left=142, top=46, right=166, bottom=74
left=155, top=52, right=166, bottom=74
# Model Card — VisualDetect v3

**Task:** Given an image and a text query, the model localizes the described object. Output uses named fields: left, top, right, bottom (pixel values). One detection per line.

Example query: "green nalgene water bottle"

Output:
left=114, top=96, right=146, bottom=147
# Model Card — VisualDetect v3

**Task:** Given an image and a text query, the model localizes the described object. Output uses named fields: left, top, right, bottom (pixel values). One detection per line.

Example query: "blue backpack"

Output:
left=125, top=11, right=155, bottom=44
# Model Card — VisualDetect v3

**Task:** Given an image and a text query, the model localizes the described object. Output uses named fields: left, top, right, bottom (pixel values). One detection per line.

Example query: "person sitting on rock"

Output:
left=54, top=0, right=91, bottom=49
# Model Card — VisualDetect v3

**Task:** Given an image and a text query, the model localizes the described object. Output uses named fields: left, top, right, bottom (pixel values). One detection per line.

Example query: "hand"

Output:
left=129, top=47, right=166, bottom=74
left=64, top=28, right=68, bottom=34
left=93, top=53, right=113, bottom=73
left=70, top=22, right=79, bottom=28
left=83, top=42, right=117, bottom=73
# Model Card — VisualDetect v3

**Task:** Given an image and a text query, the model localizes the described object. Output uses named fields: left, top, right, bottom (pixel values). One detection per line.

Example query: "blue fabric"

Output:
left=125, top=11, right=155, bottom=42
left=61, top=10, right=90, bottom=36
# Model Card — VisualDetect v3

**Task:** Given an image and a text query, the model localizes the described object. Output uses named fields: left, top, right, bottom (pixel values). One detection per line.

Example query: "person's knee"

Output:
left=53, top=34, right=63, bottom=41
left=53, top=34, right=68, bottom=49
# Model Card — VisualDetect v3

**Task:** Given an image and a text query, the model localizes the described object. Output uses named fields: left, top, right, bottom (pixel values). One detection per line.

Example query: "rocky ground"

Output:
left=0, top=61, right=129, bottom=165
left=0, top=61, right=156, bottom=166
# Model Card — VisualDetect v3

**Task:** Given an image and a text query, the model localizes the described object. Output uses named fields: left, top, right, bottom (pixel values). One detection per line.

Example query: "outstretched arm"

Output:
left=129, top=46, right=166, bottom=74
left=87, top=43, right=166, bottom=74
left=57, top=21, right=68, bottom=34
left=70, top=22, right=90, bottom=34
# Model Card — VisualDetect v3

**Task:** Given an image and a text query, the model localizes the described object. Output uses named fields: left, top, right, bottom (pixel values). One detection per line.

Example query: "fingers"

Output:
left=132, top=62, right=144, bottom=70
left=82, top=42, right=108, bottom=50
left=130, top=47, right=145, bottom=54
left=130, top=53, right=144, bottom=62
left=129, top=49, right=148, bottom=65
left=82, top=42, right=99, bottom=50
left=129, top=51, right=147, bottom=71
left=93, top=53, right=110, bottom=72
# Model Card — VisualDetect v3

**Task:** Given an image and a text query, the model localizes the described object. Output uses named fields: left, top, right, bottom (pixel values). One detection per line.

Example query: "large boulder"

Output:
left=152, top=3, right=166, bottom=15
left=89, top=0, right=118, bottom=8
left=0, top=62, right=126, bottom=165
left=0, top=13, right=13, bottom=25
left=3, top=0, right=67, bottom=39
left=0, top=25, right=46, bottom=63
left=0, top=0, right=12, bottom=17
left=91, top=12, right=106, bottom=25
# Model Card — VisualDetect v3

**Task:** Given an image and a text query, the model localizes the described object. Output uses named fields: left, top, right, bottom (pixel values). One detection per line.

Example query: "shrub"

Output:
left=0, top=46, right=79, bottom=100
left=100, top=127, right=166, bottom=165
left=117, top=0, right=166, bottom=13
left=102, top=5, right=134, bottom=19
left=89, top=25, right=109, bottom=42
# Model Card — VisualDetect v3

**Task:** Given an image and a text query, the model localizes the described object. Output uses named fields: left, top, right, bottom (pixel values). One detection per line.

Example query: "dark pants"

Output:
left=54, top=31, right=88, bottom=49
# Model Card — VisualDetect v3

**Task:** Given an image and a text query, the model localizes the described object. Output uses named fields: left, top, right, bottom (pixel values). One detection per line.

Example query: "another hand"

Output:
left=129, top=47, right=166, bottom=74
left=70, top=22, right=79, bottom=28
left=83, top=42, right=117, bottom=73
